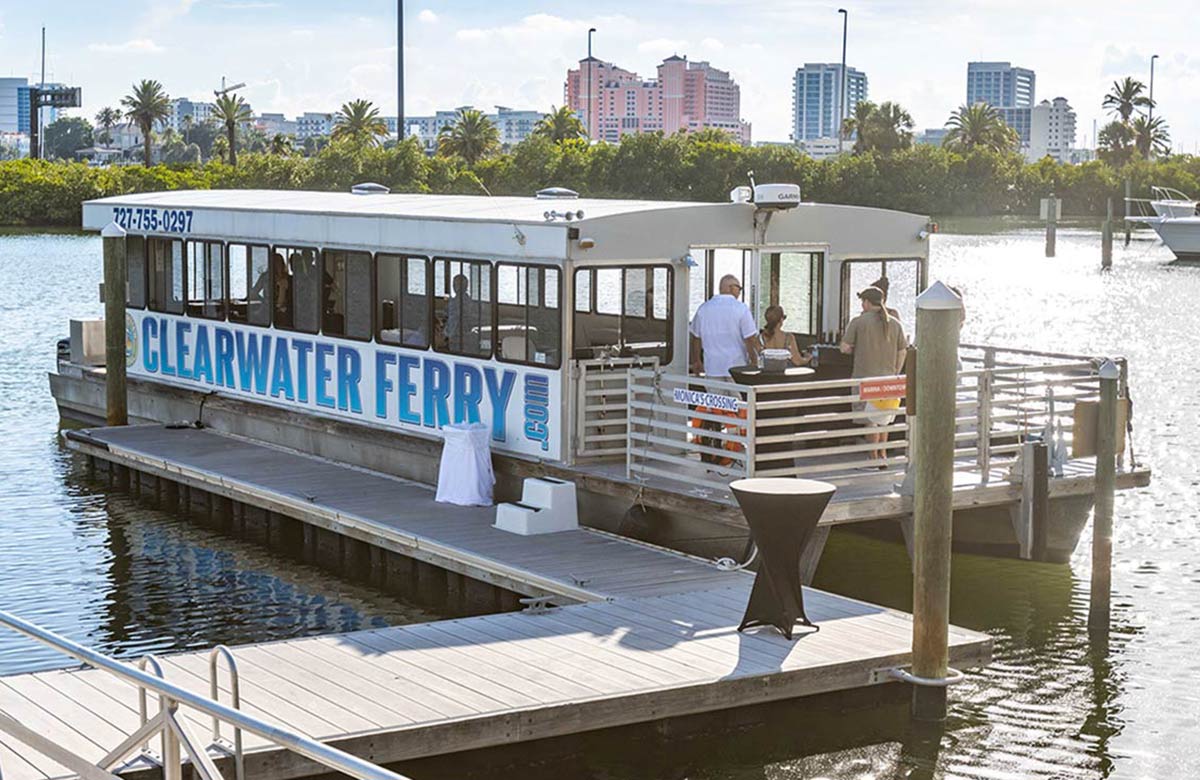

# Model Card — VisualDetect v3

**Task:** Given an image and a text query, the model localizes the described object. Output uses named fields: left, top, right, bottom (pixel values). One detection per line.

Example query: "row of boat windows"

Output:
left=122, top=237, right=676, bottom=368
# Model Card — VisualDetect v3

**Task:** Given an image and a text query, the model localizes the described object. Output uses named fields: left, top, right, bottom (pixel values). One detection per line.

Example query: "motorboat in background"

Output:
left=1128, top=186, right=1200, bottom=263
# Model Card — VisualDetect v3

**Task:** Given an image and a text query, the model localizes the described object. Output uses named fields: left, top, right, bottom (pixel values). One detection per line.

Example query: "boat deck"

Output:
left=0, top=423, right=995, bottom=780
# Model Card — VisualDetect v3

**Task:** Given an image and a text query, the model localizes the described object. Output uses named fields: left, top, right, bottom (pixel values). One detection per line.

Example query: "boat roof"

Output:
left=84, top=189, right=705, bottom=226
left=82, top=189, right=931, bottom=264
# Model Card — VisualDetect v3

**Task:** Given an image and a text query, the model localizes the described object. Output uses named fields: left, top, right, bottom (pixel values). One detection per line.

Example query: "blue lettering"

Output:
left=483, top=367, right=516, bottom=442
left=159, top=318, right=176, bottom=376
left=269, top=335, right=295, bottom=401
left=523, top=374, right=551, bottom=451
left=142, top=318, right=158, bottom=373
left=192, top=324, right=213, bottom=384
left=397, top=354, right=421, bottom=425
left=336, top=346, right=362, bottom=414
left=175, top=321, right=192, bottom=379
left=214, top=328, right=235, bottom=388
left=235, top=331, right=271, bottom=395
left=453, top=363, right=483, bottom=424
left=291, top=340, right=313, bottom=403
left=423, top=359, right=450, bottom=428
left=375, top=352, right=396, bottom=420
left=315, top=343, right=335, bottom=409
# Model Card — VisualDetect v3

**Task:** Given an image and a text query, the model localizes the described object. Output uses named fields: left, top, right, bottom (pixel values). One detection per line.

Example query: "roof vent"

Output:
left=351, top=182, right=391, bottom=195
left=536, top=187, right=579, bottom=200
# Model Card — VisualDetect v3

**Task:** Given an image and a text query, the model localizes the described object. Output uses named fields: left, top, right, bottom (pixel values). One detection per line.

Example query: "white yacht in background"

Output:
left=1128, top=186, right=1200, bottom=263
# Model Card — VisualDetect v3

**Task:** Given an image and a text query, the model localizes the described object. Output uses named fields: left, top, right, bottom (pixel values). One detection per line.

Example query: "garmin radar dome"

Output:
left=752, top=183, right=802, bottom=210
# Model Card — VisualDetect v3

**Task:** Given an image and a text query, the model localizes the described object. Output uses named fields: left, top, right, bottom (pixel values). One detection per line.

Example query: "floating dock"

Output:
left=0, top=425, right=990, bottom=779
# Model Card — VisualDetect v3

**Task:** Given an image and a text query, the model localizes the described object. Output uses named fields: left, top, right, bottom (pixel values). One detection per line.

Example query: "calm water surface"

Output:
left=0, top=224, right=1194, bottom=779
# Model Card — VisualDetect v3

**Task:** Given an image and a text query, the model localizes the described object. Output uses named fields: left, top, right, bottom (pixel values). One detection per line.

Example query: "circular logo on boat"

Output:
left=125, top=313, right=137, bottom=367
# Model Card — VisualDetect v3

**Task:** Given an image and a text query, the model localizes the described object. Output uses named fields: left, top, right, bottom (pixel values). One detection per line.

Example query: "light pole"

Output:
left=838, top=9, right=848, bottom=150
left=397, top=0, right=405, bottom=142
left=1148, top=53, right=1158, bottom=124
left=587, top=27, right=597, bottom=141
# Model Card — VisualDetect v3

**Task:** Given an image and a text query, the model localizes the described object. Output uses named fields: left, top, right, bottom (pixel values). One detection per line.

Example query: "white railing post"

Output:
left=162, top=698, right=182, bottom=780
left=976, top=347, right=995, bottom=483
left=744, top=387, right=757, bottom=478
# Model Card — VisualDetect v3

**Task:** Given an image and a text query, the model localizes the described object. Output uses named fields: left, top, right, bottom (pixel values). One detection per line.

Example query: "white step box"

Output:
left=494, top=477, right=579, bottom=536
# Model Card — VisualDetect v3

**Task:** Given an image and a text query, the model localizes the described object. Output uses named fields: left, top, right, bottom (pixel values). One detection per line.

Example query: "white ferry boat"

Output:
left=52, top=185, right=1150, bottom=567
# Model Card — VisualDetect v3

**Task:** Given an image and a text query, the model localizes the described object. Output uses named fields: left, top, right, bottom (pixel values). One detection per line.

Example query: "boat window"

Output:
left=322, top=250, right=373, bottom=341
left=147, top=238, right=185, bottom=315
left=709, top=248, right=751, bottom=298
left=186, top=241, right=225, bottom=320
left=761, top=251, right=823, bottom=341
left=377, top=254, right=430, bottom=349
left=126, top=236, right=146, bottom=309
left=433, top=258, right=492, bottom=359
left=840, top=258, right=922, bottom=338
left=272, top=246, right=320, bottom=334
left=572, top=265, right=673, bottom=362
left=574, top=269, right=592, bottom=313
left=227, top=244, right=272, bottom=326
left=497, top=264, right=561, bottom=368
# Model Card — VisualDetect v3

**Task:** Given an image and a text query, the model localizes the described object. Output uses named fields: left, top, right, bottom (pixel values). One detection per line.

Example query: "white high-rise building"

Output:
left=1026, top=97, right=1077, bottom=163
left=791, top=63, right=867, bottom=143
left=0, top=78, right=28, bottom=134
left=168, top=98, right=217, bottom=132
left=297, top=112, right=334, bottom=139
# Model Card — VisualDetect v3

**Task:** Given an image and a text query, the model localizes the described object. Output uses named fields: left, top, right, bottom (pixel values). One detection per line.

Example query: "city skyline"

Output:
left=0, top=1, right=1195, bottom=152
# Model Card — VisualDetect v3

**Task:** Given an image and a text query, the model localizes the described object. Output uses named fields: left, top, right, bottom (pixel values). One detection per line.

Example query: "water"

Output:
left=0, top=230, right=441, bottom=675
left=0, top=224, right=1194, bottom=778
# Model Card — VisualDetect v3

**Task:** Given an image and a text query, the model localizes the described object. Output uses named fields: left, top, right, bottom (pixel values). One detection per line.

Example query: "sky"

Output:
left=1, top=0, right=1196, bottom=152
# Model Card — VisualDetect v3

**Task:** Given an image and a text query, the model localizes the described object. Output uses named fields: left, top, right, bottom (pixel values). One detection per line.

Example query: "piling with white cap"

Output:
left=910, top=280, right=963, bottom=721
left=1089, top=359, right=1120, bottom=631
left=101, top=221, right=128, bottom=426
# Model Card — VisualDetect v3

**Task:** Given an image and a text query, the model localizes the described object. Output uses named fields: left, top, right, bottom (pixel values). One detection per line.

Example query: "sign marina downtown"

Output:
left=129, top=311, right=560, bottom=459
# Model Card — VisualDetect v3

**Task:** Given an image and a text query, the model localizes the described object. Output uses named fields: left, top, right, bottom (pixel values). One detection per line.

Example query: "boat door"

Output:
left=756, top=250, right=825, bottom=348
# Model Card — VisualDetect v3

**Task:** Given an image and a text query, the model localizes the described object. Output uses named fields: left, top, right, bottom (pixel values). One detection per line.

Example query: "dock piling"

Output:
left=1089, top=360, right=1120, bottom=632
left=1123, top=178, right=1132, bottom=247
left=910, top=281, right=964, bottom=721
left=1102, top=198, right=1114, bottom=271
left=1044, top=194, right=1058, bottom=258
left=101, top=221, right=128, bottom=426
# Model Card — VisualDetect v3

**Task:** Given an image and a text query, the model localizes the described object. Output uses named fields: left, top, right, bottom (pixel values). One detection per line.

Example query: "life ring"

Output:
left=689, top=405, right=747, bottom=466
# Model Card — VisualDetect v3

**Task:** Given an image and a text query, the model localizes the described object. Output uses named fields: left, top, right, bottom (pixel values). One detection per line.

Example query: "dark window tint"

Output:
left=228, top=244, right=271, bottom=326
left=273, top=247, right=320, bottom=333
left=322, top=250, right=372, bottom=340
left=186, top=241, right=225, bottom=320
left=497, top=264, right=560, bottom=368
left=377, top=254, right=429, bottom=349
left=126, top=236, right=146, bottom=309
left=147, top=238, right=185, bottom=314
left=433, top=258, right=491, bottom=358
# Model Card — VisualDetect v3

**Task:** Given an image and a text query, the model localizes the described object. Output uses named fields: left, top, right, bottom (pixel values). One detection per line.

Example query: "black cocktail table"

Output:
left=730, top=477, right=837, bottom=639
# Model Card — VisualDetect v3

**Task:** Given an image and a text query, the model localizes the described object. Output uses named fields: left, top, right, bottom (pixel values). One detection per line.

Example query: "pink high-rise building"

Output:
left=566, top=55, right=751, bottom=144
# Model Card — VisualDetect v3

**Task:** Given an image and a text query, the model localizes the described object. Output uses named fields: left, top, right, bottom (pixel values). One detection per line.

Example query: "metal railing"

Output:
left=627, top=345, right=1115, bottom=492
left=0, top=609, right=412, bottom=780
left=572, top=356, right=658, bottom=460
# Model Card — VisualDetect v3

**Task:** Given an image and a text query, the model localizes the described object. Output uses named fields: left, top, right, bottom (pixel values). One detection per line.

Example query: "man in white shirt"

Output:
left=689, top=275, right=759, bottom=377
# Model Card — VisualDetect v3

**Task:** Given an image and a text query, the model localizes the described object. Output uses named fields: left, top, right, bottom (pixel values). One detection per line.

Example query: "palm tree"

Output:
left=532, top=106, right=586, bottom=143
left=120, top=80, right=171, bottom=165
left=1102, top=77, right=1152, bottom=123
left=269, top=133, right=294, bottom=156
left=840, top=100, right=877, bottom=148
left=1097, top=120, right=1135, bottom=167
left=213, top=93, right=252, bottom=166
left=842, top=100, right=913, bottom=154
left=94, top=107, right=121, bottom=147
left=437, top=108, right=500, bottom=166
left=685, top=127, right=737, bottom=144
left=331, top=99, right=389, bottom=147
left=943, top=103, right=1016, bottom=153
left=1131, top=115, right=1171, bottom=159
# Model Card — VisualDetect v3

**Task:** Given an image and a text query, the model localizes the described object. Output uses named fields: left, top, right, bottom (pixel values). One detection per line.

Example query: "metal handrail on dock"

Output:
left=0, top=609, right=412, bottom=780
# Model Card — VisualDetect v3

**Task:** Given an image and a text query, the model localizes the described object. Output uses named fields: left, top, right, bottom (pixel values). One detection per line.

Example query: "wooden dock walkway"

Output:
left=0, top=424, right=994, bottom=780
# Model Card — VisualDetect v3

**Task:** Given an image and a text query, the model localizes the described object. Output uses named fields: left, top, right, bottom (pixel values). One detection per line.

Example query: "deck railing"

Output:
left=0, top=609, right=412, bottom=780
left=627, top=346, right=1115, bottom=492
left=573, top=356, right=659, bottom=460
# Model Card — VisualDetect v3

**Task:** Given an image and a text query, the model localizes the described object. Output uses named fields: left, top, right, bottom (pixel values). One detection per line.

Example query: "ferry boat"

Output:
left=1127, top=186, right=1200, bottom=263
left=52, top=185, right=1150, bottom=569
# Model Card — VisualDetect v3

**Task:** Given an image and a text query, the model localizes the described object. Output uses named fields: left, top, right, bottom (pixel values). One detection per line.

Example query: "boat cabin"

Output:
left=81, top=187, right=930, bottom=467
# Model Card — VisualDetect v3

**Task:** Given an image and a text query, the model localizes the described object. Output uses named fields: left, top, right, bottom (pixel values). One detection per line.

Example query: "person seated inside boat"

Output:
left=840, top=286, right=907, bottom=465
left=270, top=252, right=292, bottom=328
left=759, top=305, right=809, bottom=366
left=444, top=273, right=482, bottom=354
